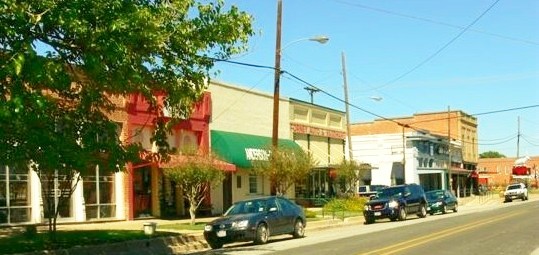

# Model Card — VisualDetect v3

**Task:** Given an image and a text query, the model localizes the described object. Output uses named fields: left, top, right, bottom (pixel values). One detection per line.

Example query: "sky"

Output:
left=210, top=0, right=539, bottom=158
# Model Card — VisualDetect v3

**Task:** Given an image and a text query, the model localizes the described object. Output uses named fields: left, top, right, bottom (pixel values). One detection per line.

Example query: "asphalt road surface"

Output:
left=196, top=199, right=539, bottom=255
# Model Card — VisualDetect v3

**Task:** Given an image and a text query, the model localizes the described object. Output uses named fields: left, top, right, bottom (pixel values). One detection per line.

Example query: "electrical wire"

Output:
left=372, top=0, right=502, bottom=90
left=329, top=0, right=539, bottom=46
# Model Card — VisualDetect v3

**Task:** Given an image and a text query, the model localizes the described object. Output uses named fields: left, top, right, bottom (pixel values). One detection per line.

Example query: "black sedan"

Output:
left=203, top=196, right=306, bottom=249
left=425, top=189, right=458, bottom=215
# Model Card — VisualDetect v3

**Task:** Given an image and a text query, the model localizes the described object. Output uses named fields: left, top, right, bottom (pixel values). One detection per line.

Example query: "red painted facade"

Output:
left=124, top=92, right=214, bottom=220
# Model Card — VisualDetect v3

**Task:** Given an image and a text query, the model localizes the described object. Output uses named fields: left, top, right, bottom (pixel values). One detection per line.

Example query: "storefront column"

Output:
left=151, top=166, right=160, bottom=217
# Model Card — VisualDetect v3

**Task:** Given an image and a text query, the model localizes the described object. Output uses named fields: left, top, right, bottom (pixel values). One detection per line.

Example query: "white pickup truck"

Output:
left=503, top=183, right=528, bottom=202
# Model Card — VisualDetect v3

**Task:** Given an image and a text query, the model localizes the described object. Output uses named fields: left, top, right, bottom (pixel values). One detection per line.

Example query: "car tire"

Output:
left=441, top=204, right=447, bottom=214
left=398, top=207, right=407, bottom=221
left=207, top=240, right=223, bottom=249
left=292, top=219, right=305, bottom=238
left=365, top=216, right=375, bottom=224
left=453, top=203, right=458, bottom=213
left=417, top=204, right=427, bottom=218
left=254, top=223, right=269, bottom=244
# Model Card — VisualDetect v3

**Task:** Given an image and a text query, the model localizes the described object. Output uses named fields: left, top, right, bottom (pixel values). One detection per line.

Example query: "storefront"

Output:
left=210, top=130, right=303, bottom=213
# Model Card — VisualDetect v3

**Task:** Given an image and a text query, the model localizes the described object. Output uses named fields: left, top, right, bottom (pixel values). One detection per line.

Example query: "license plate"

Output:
left=374, top=212, right=381, bottom=216
left=217, top=230, right=226, bottom=237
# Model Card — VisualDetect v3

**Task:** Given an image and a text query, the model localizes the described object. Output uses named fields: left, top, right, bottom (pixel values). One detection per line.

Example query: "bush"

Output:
left=304, top=209, right=317, bottom=218
left=323, top=197, right=367, bottom=212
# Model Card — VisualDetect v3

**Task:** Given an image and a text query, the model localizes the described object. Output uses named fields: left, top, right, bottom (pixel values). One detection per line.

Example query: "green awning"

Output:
left=211, top=130, right=302, bottom=169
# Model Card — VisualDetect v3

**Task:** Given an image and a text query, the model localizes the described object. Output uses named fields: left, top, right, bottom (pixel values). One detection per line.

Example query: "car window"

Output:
left=377, top=187, right=405, bottom=199
left=225, top=199, right=267, bottom=215
left=507, top=185, right=520, bottom=190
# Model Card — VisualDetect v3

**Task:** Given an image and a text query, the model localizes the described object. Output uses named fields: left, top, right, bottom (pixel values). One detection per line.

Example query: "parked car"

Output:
left=203, top=196, right=306, bottom=249
left=363, top=183, right=428, bottom=224
left=425, top=189, right=458, bottom=215
left=504, top=183, right=528, bottom=202
left=358, top=185, right=388, bottom=197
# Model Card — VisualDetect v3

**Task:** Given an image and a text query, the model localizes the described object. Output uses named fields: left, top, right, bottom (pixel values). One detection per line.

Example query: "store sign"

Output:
left=245, top=148, right=270, bottom=161
left=512, top=166, right=530, bottom=176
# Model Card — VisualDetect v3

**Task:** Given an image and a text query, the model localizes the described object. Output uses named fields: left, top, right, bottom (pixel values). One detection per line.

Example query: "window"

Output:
left=83, top=167, right=116, bottom=220
left=236, top=175, right=242, bottom=189
left=0, top=166, right=31, bottom=224
left=249, top=174, right=258, bottom=194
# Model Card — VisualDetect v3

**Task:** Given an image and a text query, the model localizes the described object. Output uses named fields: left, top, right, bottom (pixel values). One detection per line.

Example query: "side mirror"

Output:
left=369, top=195, right=376, bottom=201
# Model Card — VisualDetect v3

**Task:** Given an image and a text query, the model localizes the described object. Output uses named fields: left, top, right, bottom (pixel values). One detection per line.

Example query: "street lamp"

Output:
left=271, top=0, right=328, bottom=147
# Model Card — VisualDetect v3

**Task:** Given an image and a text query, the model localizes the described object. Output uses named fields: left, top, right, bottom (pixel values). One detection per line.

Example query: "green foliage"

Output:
left=323, top=197, right=367, bottom=213
left=1, top=0, right=252, bottom=233
left=479, top=151, right=506, bottom=158
left=252, top=147, right=316, bottom=196
left=304, top=209, right=318, bottom=218
left=0, top=230, right=174, bottom=254
left=335, top=160, right=371, bottom=194
left=163, top=153, right=225, bottom=224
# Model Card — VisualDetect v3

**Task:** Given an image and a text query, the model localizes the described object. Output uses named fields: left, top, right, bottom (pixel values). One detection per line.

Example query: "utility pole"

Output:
left=304, top=86, right=320, bottom=104
left=342, top=52, right=353, bottom=160
left=271, top=0, right=283, bottom=148
left=448, top=106, right=453, bottom=195
left=517, top=116, right=520, bottom=158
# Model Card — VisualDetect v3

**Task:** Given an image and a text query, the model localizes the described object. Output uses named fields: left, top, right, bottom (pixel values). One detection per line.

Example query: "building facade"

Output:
left=477, top=156, right=539, bottom=188
left=350, top=110, right=477, bottom=196
left=289, top=98, right=347, bottom=203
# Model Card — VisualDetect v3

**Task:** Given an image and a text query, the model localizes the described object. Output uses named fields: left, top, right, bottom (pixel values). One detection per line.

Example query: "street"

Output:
left=195, top=199, right=539, bottom=255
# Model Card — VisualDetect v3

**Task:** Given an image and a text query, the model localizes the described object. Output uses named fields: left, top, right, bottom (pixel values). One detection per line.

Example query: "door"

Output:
left=222, top=173, right=232, bottom=212
left=134, top=167, right=152, bottom=217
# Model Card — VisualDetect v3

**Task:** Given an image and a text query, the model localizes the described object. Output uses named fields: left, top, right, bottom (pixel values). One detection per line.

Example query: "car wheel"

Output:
left=254, top=223, right=269, bottom=244
left=292, top=219, right=305, bottom=238
left=441, top=204, right=447, bottom=214
left=398, top=207, right=407, bottom=221
left=453, top=203, right=458, bottom=213
left=207, top=240, right=223, bottom=249
left=366, top=216, right=375, bottom=224
left=429, top=212, right=434, bottom=216
left=417, top=204, right=427, bottom=218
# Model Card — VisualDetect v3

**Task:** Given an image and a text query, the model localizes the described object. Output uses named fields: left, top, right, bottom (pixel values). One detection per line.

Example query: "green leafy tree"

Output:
left=253, top=147, right=316, bottom=196
left=163, top=153, right=225, bottom=225
left=0, top=0, right=253, bottom=235
left=336, top=160, right=370, bottom=196
left=479, top=151, right=506, bottom=158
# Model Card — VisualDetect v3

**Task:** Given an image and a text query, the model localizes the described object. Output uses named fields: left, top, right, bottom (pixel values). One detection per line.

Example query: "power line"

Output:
left=329, top=0, right=539, bottom=46
left=373, top=0, right=501, bottom=90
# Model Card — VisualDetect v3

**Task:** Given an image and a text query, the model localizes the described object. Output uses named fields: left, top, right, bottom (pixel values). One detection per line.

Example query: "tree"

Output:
left=1, top=0, right=253, bottom=235
left=163, top=153, right=225, bottom=225
left=252, top=147, right=316, bottom=196
left=335, top=160, right=370, bottom=196
left=479, top=151, right=506, bottom=158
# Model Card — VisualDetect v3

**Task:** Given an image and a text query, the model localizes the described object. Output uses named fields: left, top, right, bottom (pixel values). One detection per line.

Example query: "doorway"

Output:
left=134, top=167, right=152, bottom=217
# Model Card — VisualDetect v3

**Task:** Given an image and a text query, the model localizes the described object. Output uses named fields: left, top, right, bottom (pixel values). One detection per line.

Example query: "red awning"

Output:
left=159, top=154, right=236, bottom=172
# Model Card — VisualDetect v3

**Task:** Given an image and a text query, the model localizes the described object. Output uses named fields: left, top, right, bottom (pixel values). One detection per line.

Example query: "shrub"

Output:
left=304, top=209, right=317, bottom=218
left=323, top=197, right=367, bottom=212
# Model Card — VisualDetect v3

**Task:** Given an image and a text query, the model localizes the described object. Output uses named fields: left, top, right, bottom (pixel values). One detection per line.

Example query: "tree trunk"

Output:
left=189, top=199, right=197, bottom=225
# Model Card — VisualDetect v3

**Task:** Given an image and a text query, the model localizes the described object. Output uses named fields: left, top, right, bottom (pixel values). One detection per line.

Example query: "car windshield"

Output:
left=507, top=185, right=520, bottom=190
left=376, top=187, right=405, bottom=199
left=425, top=191, right=444, bottom=200
left=224, top=199, right=268, bottom=216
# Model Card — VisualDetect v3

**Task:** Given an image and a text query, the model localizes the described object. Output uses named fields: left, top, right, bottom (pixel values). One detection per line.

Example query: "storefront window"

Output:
left=249, top=174, right=257, bottom=194
left=0, top=166, right=31, bottom=224
left=84, top=167, right=115, bottom=220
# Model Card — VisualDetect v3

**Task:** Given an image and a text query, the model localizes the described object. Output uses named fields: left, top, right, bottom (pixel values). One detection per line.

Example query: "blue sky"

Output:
left=211, top=0, right=539, bottom=158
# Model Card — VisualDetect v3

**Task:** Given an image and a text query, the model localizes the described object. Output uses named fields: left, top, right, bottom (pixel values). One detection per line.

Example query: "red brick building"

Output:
left=477, top=156, right=539, bottom=188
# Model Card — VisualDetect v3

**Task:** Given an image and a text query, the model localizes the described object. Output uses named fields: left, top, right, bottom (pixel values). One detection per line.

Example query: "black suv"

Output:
left=363, top=184, right=428, bottom=224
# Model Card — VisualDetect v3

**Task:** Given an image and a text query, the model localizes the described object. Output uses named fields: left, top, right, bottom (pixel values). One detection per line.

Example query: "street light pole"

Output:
left=271, top=0, right=329, bottom=147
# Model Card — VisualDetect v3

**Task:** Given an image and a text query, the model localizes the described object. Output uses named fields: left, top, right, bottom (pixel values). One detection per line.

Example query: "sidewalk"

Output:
left=15, top=192, right=537, bottom=255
